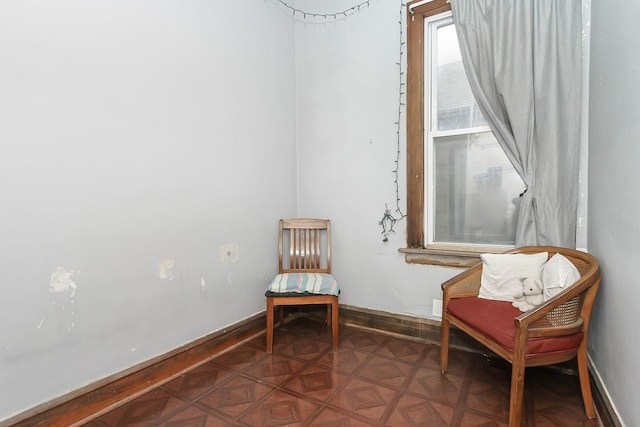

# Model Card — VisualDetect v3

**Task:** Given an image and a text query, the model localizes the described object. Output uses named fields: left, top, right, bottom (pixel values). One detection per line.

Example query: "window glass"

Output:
left=425, top=16, right=524, bottom=247
left=433, top=132, right=522, bottom=245
left=435, top=23, right=488, bottom=130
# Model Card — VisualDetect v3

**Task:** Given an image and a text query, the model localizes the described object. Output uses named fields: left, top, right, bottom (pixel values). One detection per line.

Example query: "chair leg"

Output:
left=331, top=298, right=339, bottom=351
left=577, top=342, right=596, bottom=418
left=440, top=315, right=450, bottom=373
left=266, top=298, right=274, bottom=354
left=509, top=356, right=526, bottom=427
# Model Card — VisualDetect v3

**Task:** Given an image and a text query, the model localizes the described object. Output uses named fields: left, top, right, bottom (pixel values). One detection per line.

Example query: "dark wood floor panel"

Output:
left=79, top=317, right=600, bottom=426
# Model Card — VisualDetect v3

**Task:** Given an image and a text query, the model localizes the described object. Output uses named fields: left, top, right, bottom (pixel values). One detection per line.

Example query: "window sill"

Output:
left=398, top=246, right=509, bottom=268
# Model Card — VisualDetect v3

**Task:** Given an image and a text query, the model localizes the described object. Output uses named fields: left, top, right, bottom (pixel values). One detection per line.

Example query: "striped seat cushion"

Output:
left=266, top=273, right=340, bottom=296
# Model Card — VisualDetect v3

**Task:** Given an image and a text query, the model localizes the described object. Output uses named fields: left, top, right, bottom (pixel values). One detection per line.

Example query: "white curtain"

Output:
left=450, top=0, right=582, bottom=247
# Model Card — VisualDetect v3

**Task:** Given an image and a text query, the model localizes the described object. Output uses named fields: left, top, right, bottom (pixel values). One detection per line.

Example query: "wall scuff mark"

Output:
left=39, top=267, right=78, bottom=331
left=157, top=258, right=176, bottom=280
left=49, top=267, right=78, bottom=297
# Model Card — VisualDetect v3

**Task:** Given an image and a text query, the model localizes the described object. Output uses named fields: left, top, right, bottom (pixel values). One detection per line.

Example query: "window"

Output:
left=406, top=0, right=524, bottom=256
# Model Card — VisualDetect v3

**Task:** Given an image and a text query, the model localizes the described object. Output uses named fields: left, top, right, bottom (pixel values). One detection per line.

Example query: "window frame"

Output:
left=405, top=0, right=513, bottom=263
left=424, top=13, right=508, bottom=250
left=406, top=0, right=452, bottom=250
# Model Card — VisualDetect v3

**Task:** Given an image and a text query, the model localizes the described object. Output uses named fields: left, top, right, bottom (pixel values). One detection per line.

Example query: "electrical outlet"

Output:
left=432, top=298, right=443, bottom=318
left=219, top=243, right=239, bottom=264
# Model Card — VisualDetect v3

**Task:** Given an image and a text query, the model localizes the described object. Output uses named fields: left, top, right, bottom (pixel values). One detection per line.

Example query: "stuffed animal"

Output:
left=512, top=277, right=544, bottom=312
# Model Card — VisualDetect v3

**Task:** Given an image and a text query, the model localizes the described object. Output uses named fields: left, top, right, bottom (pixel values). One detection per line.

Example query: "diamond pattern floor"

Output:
left=85, top=318, right=600, bottom=426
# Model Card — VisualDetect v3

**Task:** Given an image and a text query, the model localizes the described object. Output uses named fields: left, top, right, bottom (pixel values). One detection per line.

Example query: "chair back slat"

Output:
left=279, top=218, right=331, bottom=274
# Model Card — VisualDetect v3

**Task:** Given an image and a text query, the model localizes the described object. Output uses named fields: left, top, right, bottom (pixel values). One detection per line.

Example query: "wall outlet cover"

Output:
left=219, top=243, right=239, bottom=264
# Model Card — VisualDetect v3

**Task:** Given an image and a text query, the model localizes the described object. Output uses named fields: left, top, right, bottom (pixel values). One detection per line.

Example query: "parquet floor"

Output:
left=84, top=317, right=600, bottom=426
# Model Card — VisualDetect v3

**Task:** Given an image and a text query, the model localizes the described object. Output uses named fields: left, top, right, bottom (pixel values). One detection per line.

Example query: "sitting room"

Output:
left=0, top=0, right=637, bottom=426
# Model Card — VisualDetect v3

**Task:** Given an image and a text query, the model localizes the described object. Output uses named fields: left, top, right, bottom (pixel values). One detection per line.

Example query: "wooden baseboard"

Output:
left=339, top=304, right=491, bottom=352
left=4, top=305, right=621, bottom=427
left=589, top=357, right=624, bottom=427
left=2, top=314, right=266, bottom=427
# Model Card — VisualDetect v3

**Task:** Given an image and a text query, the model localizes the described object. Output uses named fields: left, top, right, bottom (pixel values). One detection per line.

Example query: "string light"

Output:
left=272, top=0, right=407, bottom=241
left=380, top=204, right=398, bottom=243
left=278, top=0, right=371, bottom=20
left=380, top=1, right=407, bottom=242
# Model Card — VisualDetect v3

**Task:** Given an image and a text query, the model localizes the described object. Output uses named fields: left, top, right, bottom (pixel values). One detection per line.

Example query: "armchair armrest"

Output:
left=516, top=266, right=601, bottom=334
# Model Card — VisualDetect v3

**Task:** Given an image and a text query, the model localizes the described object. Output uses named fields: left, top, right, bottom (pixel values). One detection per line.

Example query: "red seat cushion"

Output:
left=447, top=297, right=583, bottom=357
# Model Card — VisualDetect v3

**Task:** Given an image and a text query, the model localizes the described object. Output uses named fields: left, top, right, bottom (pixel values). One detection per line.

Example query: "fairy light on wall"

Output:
left=277, top=0, right=371, bottom=20
left=275, top=0, right=408, bottom=242
left=380, top=1, right=407, bottom=242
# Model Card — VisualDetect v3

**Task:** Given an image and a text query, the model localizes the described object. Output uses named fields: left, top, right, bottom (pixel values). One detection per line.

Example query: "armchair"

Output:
left=440, top=246, right=601, bottom=426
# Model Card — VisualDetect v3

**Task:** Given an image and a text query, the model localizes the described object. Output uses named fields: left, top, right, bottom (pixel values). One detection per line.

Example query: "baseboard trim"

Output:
left=4, top=305, right=622, bottom=427
left=2, top=313, right=266, bottom=427
left=589, top=355, right=625, bottom=427
left=339, top=304, right=492, bottom=354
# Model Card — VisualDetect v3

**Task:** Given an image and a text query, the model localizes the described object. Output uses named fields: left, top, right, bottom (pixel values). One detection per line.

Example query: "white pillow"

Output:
left=478, top=252, right=548, bottom=302
left=542, top=253, right=581, bottom=301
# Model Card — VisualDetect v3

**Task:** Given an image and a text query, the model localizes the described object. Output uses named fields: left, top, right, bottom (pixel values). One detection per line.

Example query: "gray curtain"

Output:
left=450, top=0, right=582, bottom=248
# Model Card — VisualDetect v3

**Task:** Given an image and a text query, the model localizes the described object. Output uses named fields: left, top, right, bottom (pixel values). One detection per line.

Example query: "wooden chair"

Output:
left=440, top=246, right=601, bottom=427
left=265, top=218, right=340, bottom=354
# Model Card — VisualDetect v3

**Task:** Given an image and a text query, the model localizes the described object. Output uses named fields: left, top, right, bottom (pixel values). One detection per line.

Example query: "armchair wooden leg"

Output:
left=577, top=342, right=596, bottom=418
left=509, top=357, right=526, bottom=427
left=440, top=316, right=450, bottom=373
left=266, top=298, right=274, bottom=354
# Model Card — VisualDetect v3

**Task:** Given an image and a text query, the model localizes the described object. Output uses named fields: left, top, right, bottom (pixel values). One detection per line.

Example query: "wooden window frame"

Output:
left=406, top=0, right=452, bottom=249
left=403, top=0, right=494, bottom=267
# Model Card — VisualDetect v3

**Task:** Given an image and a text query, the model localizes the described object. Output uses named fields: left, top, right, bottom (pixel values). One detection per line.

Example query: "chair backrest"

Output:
left=279, top=218, right=331, bottom=274
left=510, top=246, right=601, bottom=330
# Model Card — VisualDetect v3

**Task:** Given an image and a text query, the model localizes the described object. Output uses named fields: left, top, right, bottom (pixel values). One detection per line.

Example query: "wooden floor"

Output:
left=54, top=316, right=603, bottom=426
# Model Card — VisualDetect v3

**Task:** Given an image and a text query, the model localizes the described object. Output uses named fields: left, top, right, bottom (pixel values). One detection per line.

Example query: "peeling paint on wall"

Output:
left=49, top=267, right=78, bottom=297
left=157, top=257, right=176, bottom=280
left=39, top=267, right=78, bottom=331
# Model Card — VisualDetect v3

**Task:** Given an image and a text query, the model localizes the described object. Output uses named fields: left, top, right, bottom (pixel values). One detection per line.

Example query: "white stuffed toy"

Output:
left=512, top=277, right=544, bottom=312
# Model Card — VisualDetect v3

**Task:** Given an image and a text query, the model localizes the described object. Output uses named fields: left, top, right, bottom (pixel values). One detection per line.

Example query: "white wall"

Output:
left=294, top=0, right=460, bottom=318
left=0, top=0, right=296, bottom=420
left=588, top=0, right=640, bottom=425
